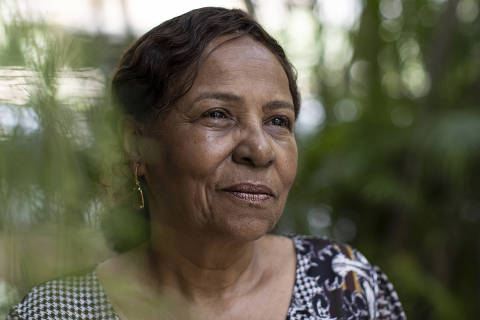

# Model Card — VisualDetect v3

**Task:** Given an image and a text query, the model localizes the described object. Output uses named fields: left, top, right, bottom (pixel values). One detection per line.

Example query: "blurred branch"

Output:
left=425, top=0, right=459, bottom=107
left=119, top=0, right=134, bottom=37
left=396, top=0, right=462, bottom=287
left=243, top=0, right=256, bottom=19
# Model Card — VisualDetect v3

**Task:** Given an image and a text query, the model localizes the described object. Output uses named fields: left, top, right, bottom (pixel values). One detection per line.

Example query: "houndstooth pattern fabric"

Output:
left=8, top=235, right=405, bottom=319
left=7, top=271, right=119, bottom=320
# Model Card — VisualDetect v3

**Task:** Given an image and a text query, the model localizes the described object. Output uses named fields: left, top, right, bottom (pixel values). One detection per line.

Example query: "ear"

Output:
left=123, top=115, right=147, bottom=177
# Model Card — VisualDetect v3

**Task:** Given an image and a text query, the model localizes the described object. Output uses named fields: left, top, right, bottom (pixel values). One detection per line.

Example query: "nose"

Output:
left=232, top=123, right=275, bottom=168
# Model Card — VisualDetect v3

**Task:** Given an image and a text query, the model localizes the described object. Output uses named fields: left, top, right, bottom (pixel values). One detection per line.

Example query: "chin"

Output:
left=213, top=214, right=278, bottom=242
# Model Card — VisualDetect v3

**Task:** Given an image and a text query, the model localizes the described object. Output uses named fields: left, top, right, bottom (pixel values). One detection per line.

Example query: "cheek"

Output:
left=278, top=140, right=298, bottom=186
left=163, top=129, right=233, bottom=180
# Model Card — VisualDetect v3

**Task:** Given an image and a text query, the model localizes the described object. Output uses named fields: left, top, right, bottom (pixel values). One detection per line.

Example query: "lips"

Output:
left=222, top=183, right=275, bottom=202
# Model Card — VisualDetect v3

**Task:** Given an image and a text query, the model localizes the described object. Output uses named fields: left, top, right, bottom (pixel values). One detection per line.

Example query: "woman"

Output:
left=8, top=7, right=406, bottom=320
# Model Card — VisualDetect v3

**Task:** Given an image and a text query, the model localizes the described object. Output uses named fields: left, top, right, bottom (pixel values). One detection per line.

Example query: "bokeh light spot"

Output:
left=296, top=98, right=325, bottom=135
left=456, top=0, right=479, bottom=23
left=334, top=99, right=360, bottom=122
left=380, top=0, right=403, bottom=20
left=391, top=106, right=414, bottom=128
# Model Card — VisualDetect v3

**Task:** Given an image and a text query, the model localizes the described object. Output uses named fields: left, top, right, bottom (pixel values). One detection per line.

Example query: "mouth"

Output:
left=221, top=183, right=275, bottom=202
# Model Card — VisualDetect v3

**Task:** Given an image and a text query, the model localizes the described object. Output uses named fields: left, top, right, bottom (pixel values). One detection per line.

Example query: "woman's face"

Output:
left=141, top=36, right=298, bottom=240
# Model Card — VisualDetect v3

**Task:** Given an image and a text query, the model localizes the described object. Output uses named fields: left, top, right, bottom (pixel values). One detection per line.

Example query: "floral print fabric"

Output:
left=287, top=235, right=406, bottom=320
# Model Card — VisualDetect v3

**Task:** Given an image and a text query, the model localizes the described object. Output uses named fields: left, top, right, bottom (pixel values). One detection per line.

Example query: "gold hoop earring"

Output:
left=134, top=163, right=145, bottom=210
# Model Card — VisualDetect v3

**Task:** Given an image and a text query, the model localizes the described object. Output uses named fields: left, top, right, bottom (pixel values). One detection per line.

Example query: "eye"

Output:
left=202, top=109, right=228, bottom=119
left=268, top=116, right=291, bottom=129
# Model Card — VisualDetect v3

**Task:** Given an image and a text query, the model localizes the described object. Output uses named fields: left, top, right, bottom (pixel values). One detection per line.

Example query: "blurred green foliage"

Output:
left=277, top=0, right=480, bottom=319
left=0, top=1, right=479, bottom=319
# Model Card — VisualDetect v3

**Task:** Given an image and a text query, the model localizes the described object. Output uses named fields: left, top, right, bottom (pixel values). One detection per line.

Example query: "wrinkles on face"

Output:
left=142, top=36, right=298, bottom=241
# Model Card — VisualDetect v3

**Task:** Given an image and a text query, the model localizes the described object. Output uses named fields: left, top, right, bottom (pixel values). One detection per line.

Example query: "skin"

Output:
left=97, top=35, right=298, bottom=320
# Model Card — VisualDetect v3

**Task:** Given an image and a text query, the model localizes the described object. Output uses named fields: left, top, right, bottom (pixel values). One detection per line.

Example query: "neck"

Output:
left=147, top=224, right=262, bottom=301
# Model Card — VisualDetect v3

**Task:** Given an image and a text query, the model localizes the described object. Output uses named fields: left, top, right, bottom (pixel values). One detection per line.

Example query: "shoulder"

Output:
left=7, top=271, right=119, bottom=320
left=287, top=234, right=406, bottom=319
left=291, top=234, right=373, bottom=266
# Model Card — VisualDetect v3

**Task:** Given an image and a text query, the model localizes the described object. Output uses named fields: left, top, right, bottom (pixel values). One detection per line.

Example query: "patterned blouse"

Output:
left=8, top=235, right=406, bottom=320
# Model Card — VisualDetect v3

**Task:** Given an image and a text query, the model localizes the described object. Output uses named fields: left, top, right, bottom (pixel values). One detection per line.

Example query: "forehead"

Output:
left=204, top=35, right=278, bottom=64
left=191, top=35, right=290, bottom=93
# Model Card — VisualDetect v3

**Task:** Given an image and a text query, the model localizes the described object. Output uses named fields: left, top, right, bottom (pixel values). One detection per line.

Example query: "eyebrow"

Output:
left=263, top=100, right=295, bottom=112
left=193, top=92, right=242, bottom=104
left=193, top=91, right=294, bottom=112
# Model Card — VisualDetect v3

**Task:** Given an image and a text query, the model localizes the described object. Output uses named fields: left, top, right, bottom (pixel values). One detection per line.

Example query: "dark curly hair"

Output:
left=111, top=6, right=299, bottom=121
left=103, top=7, right=300, bottom=252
